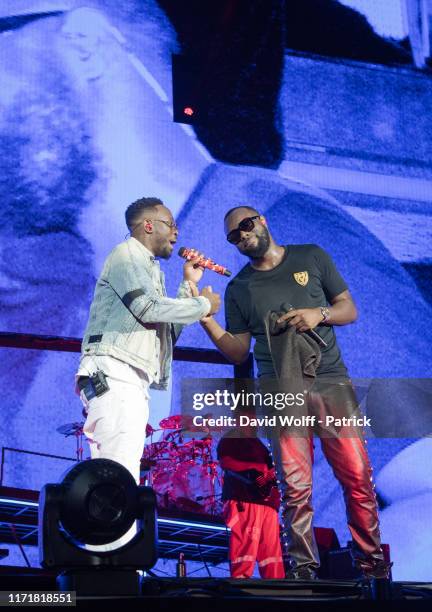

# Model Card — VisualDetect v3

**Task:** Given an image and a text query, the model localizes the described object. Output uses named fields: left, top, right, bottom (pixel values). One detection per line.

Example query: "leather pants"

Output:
left=270, top=380, right=389, bottom=577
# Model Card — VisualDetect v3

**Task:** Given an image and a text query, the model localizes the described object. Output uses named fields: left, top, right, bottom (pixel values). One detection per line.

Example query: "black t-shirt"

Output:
left=225, top=244, right=348, bottom=378
left=217, top=436, right=280, bottom=511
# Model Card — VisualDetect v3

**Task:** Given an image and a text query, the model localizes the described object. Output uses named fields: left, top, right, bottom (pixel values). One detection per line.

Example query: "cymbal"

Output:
left=159, top=415, right=183, bottom=430
left=146, top=423, right=157, bottom=437
left=56, top=422, right=84, bottom=436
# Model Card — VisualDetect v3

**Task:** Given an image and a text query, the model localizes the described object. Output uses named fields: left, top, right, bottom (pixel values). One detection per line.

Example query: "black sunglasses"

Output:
left=226, top=215, right=261, bottom=244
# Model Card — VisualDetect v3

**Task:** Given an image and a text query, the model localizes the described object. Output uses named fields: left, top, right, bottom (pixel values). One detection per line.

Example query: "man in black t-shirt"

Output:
left=224, top=241, right=348, bottom=379
left=195, top=206, right=390, bottom=580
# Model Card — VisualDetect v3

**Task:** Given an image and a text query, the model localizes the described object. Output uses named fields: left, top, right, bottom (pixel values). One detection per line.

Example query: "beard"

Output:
left=241, top=227, right=271, bottom=259
left=155, top=240, right=174, bottom=260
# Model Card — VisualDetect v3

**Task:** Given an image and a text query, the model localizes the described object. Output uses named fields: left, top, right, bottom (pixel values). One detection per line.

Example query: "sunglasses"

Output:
left=226, top=215, right=261, bottom=244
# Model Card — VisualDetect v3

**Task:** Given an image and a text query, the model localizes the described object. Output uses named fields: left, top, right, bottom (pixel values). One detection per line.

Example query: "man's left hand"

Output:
left=277, top=307, right=323, bottom=332
left=183, top=250, right=205, bottom=284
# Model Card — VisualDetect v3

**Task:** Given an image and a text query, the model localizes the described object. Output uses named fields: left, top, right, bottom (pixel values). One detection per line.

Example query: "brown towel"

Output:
left=262, top=308, right=322, bottom=440
left=264, top=308, right=321, bottom=385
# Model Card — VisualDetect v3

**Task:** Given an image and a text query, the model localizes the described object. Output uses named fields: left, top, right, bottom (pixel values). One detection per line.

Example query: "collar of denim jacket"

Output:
left=129, top=236, right=158, bottom=263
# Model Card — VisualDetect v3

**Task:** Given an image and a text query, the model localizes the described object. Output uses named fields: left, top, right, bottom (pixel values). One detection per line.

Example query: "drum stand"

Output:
left=56, top=423, right=85, bottom=461
left=207, top=460, right=222, bottom=515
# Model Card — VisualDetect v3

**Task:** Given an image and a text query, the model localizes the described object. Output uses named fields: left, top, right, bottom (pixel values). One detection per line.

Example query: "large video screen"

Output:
left=0, top=1, right=431, bottom=579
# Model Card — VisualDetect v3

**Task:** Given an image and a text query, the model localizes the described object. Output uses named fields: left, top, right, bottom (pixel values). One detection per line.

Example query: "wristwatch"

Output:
left=320, top=306, right=330, bottom=323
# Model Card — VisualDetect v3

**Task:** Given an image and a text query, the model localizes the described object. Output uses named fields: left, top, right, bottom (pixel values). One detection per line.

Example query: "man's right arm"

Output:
left=200, top=316, right=251, bottom=365
left=188, top=283, right=251, bottom=364
left=107, top=244, right=219, bottom=326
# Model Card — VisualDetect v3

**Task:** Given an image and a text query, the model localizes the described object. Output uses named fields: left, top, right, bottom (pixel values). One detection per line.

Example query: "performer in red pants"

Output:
left=217, top=436, right=284, bottom=579
left=199, top=207, right=391, bottom=580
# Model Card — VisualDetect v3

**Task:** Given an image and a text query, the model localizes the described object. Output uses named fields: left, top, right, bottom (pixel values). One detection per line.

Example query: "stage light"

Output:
left=39, top=458, right=158, bottom=596
left=172, top=54, right=203, bottom=124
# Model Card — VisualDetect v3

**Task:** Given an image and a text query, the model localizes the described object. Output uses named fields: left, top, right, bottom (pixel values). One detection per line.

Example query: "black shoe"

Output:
left=285, top=567, right=318, bottom=580
left=360, top=561, right=393, bottom=580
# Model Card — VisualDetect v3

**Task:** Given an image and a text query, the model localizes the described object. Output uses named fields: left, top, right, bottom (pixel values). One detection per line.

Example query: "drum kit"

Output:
left=57, top=414, right=222, bottom=517
left=141, top=415, right=222, bottom=516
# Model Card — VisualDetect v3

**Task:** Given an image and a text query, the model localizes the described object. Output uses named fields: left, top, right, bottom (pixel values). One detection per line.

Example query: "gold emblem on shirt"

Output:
left=293, top=271, right=309, bottom=286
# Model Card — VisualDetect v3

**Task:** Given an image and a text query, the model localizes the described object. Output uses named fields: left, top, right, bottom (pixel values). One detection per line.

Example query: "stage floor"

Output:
left=1, top=486, right=431, bottom=609
left=0, top=569, right=431, bottom=610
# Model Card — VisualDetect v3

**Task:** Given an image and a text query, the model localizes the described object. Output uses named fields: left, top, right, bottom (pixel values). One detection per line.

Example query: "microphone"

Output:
left=281, top=303, right=328, bottom=348
left=178, top=247, right=232, bottom=277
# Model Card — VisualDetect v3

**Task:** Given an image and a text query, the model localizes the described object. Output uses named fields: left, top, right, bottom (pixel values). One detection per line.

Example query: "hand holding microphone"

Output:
left=278, top=302, right=328, bottom=348
left=179, top=247, right=232, bottom=277
left=182, top=250, right=207, bottom=285
left=179, top=247, right=224, bottom=317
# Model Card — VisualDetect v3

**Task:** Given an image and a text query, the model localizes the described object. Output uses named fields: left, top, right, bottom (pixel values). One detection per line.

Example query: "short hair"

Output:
left=125, top=197, right=164, bottom=231
left=223, top=205, right=259, bottom=223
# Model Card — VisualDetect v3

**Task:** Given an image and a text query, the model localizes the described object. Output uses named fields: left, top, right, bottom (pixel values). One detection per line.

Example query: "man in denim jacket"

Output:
left=76, top=197, right=220, bottom=487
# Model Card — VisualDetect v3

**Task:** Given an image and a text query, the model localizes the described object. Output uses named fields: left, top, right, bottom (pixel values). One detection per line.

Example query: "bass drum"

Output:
left=171, top=461, right=221, bottom=516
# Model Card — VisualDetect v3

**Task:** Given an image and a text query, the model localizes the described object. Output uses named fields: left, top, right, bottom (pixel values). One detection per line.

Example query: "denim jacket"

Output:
left=80, top=237, right=210, bottom=389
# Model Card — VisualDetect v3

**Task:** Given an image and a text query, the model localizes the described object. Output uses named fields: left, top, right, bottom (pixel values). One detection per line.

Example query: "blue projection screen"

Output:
left=0, top=1, right=431, bottom=580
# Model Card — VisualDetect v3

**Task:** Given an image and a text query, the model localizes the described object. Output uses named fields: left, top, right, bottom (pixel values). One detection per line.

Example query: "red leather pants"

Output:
left=271, top=380, right=388, bottom=576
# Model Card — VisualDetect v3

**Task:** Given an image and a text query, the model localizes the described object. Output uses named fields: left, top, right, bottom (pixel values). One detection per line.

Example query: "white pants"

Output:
left=78, top=356, right=151, bottom=550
